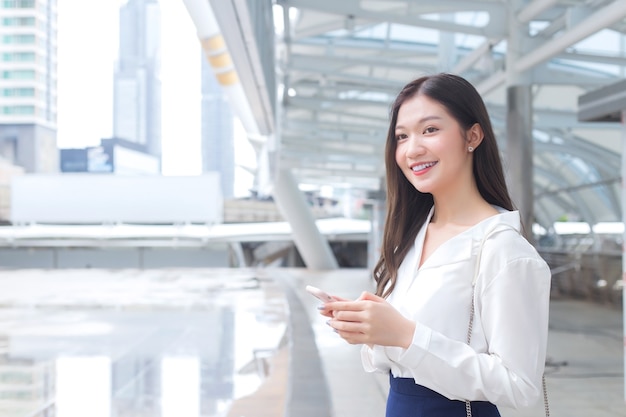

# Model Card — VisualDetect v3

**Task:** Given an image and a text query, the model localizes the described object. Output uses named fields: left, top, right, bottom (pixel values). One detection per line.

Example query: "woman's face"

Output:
left=394, top=93, right=474, bottom=196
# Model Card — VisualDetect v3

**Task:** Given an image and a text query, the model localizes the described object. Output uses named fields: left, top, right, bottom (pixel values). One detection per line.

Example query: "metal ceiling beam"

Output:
left=476, top=70, right=506, bottom=95
left=290, top=79, right=399, bottom=95
left=292, top=35, right=442, bottom=55
left=478, top=0, right=626, bottom=95
left=281, top=129, right=382, bottom=144
left=286, top=165, right=382, bottom=179
left=536, top=143, right=619, bottom=180
left=452, top=38, right=502, bottom=74
left=280, top=148, right=380, bottom=163
left=541, top=130, right=621, bottom=167
left=530, top=67, right=618, bottom=87
left=516, top=0, right=559, bottom=23
left=534, top=183, right=580, bottom=222
left=555, top=51, right=626, bottom=68
left=286, top=107, right=389, bottom=124
left=289, top=172, right=381, bottom=189
left=289, top=52, right=434, bottom=72
left=280, top=148, right=381, bottom=165
left=282, top=123, right=382, bottom=136
left=292, top=17, right=347, bottom=40
left=517, top=1, right=626, bottom=73
left=534, top=166, right=598, bottom=225
left=281, top=0, right=506, bottom=36
left=286, top=95, right=389, bottom=109
left=289, top=69, right=406, bottom=90
left=378, top=0, right=505, bottom=14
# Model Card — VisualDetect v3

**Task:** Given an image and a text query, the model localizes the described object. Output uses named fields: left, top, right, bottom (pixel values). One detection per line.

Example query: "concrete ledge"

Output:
left=273, top=271, right=333, bottom=417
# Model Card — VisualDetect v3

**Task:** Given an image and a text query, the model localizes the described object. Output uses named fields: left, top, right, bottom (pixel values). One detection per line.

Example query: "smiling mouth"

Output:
left=411, top=161, right=437, bottom=172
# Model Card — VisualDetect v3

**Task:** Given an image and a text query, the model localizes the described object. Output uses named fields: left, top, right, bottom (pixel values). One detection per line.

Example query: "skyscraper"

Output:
left=201, top=56, right=234, bottom=198
left=0, top=0, right=58, bottom=173
left=113, top=0, right=161, bottom=165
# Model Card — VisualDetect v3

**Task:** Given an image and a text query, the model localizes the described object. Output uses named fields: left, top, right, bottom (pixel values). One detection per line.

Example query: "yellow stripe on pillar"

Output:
left=208, top=52, right=233, bottom=69
left=202, top=34, right=226, bottom=51
left=216, top=70, right=238, bottom=86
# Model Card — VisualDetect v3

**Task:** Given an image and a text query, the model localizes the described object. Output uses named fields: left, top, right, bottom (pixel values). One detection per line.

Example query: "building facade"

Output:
left=113, top=0, right=161, bottom=166
left=60, top=138, right=159, bottom=175
left=201, top=56, right=234, bottom=198
left=0, top=0, right=58, bottom=173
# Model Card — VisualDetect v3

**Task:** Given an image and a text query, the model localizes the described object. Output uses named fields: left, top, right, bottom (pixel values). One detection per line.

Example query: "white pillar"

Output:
left=437, top=13, right=456, bottom=72
left=506, top=85, right=534, bottom=238
left=505, top=0, right=535, bottom=239
left=273, top=169, right=338, bottom=270
left=621, top=109, right=626, bottom=400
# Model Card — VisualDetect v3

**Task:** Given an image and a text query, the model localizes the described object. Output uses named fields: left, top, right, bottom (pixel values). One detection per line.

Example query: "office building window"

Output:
left=1, top=87, right=35, bottom=97
left=2, top=70, right=36, bottom=79
left=1, top=105, right=35, bottom=115
left=2, top=34, right=36, bottom=44
left=2, top=0, right=35, bottom=8
left=2, top=16, right=36, bottom=26
left=2, top=52, right=36, bottom=62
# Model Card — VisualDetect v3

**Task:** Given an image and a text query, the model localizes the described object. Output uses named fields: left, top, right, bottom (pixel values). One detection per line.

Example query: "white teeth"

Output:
left=412, top=162, right=437, bottom=171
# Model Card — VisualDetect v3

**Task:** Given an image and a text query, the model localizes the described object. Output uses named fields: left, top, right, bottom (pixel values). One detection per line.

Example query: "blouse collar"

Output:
left=417, top=206, right=522, bottom=271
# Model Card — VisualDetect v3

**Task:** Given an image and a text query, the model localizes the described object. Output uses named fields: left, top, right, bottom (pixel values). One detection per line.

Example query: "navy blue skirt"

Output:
left=387, top=375, right=501, bottom=417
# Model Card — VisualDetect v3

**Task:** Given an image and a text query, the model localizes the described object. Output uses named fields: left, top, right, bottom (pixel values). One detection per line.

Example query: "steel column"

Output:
left=506, top=0, right=534, bottom=239
left=506, top=86, right=534, bottom=238
left=620, top=85, right=626, bottom=403
left=273, top=169, right=338, bottom=270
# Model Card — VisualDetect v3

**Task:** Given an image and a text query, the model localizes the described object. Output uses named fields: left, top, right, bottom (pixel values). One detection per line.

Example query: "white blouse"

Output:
left=361, top=207, right=551, bottom=409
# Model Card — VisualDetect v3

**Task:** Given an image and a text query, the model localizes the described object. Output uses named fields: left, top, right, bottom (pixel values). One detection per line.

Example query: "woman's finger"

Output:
left=332, top=310, right=364, bottom=322
left=329, top=318, right=365, bottom=333
left=335, top=329, right=367, bottom=345
left=326, top=300, right=366, bottom=312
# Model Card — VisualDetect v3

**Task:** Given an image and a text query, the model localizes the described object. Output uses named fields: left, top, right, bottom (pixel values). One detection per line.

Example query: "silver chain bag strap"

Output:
left=464, top=225, right=550, bottom=417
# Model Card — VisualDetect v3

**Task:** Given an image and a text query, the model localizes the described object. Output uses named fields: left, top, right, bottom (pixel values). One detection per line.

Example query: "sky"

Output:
left=56, top=0, right=254, bottom=195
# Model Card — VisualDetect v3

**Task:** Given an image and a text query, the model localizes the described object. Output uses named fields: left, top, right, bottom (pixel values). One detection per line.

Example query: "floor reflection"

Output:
left=0, top=273, right=287, bottom=417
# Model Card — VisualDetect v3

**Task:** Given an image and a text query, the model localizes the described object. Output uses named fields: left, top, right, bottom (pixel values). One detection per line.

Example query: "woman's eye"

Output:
left=395, top=133, right=408, bottom=141
left=423, top=126, right=438, bottom=134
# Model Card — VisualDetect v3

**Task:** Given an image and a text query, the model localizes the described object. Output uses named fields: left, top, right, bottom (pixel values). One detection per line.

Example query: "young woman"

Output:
left=320, top=73, right=551, bottom=416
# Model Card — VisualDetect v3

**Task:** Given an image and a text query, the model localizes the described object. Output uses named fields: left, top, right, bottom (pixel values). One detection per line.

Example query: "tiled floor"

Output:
left=0, top=267, right=623, bottom=417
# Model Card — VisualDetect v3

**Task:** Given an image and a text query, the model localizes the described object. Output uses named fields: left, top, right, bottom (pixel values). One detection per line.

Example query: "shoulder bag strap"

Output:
left=465, top=225, right=550, bottom=417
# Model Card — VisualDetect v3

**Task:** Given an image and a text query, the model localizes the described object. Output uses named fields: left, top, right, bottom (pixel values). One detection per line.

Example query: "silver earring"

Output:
left=468, top=146, right=474, bottom=152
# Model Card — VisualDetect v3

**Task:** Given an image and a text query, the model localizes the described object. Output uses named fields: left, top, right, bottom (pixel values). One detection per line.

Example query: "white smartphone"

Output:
left=305, top=285, right=334, bottom=303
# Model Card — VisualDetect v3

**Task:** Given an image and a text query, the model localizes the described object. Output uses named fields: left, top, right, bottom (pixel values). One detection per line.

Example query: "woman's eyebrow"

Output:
left=396, top=115, right=442, bottom=130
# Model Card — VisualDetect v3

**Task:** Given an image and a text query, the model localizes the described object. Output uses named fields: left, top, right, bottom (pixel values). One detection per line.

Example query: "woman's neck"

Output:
left=430, top=187, right=497, bottom=226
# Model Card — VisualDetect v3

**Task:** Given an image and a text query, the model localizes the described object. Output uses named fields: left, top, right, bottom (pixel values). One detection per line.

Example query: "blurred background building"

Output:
left=113, top=0, right=162, bottom=164
left=0, top=0, right=58, bottom=173
left=59, top=138, right=160, bottom=175
left=201, top=58, right=235, bottom=198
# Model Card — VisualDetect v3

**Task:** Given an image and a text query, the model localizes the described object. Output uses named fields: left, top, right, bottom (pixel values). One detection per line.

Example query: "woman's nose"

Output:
left=405, top=135, right=425, bottom=156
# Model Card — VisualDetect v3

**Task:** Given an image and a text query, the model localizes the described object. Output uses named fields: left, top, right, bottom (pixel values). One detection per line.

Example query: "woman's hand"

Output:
left=326, top=291, right=416, bottom=348
left=317, top=295, right=349, bottom=318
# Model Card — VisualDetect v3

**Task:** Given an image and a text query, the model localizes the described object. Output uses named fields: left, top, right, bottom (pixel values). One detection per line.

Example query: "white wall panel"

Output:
left=11, top=173, right=223, bottom=224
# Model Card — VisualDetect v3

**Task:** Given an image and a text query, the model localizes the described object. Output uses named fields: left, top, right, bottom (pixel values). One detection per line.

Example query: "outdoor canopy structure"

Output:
left=181, top=0, right=626, bottom=397
left=183, top=0, right=626, bottom=234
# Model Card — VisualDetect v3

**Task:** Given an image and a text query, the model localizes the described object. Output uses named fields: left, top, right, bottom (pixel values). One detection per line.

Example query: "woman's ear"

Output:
left=467, top=123, right=484, bottom=150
